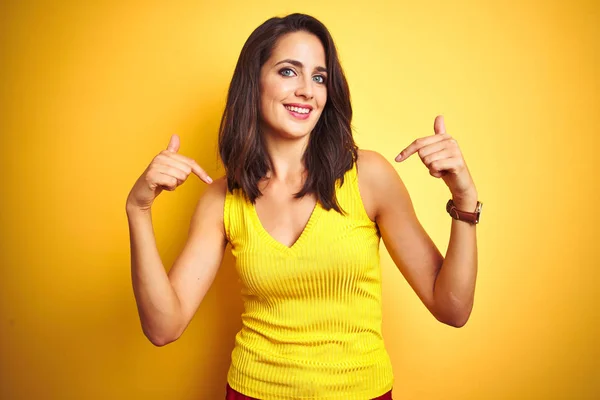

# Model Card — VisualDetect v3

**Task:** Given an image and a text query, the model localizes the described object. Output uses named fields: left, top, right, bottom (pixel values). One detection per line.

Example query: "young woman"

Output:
left=126, top=13, right=480, bottom=400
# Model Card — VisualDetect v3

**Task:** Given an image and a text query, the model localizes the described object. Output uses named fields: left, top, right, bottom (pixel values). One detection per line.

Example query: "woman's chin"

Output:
left=270, top=127, right=312, bottom=140
left=285, top=130, right=312, bottom=140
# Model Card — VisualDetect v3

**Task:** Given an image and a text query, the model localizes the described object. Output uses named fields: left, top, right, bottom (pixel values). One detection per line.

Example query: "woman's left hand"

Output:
left=395, top=115, right=477, bottom=202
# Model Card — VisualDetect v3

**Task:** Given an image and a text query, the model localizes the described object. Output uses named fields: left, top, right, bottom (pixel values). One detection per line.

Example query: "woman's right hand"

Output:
left=126, top=134, right=213, bottom=212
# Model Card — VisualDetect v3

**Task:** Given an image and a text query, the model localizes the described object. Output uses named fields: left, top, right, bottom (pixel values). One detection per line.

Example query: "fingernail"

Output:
left=206, top=176, right=213, bottom=184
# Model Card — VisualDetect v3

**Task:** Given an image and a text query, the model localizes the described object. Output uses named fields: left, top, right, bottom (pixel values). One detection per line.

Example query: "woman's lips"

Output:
left=284, top=105, right=311, bottom=120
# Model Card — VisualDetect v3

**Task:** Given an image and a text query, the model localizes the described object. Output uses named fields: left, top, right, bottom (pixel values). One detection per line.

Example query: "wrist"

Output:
left=451, top=190, right=478, bottom=211
left=126, top=202, right=152, bottom=217
left=452, top=197, right=478, bottom=211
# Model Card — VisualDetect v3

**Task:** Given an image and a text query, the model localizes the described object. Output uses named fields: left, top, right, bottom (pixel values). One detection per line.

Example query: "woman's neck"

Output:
left=262, top=132, right=310, bottom=184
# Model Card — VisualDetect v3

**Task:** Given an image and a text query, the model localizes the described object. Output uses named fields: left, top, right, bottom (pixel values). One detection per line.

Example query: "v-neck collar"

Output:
left=248, top=199, right=322, bottom=255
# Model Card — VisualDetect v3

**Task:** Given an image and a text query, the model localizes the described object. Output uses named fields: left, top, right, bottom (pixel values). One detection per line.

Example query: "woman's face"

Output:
left=258, top=31, right=328, bottom=140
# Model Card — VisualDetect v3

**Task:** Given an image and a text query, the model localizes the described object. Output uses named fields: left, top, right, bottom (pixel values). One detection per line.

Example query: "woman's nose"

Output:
left=295, top=76, right=314, bottom=99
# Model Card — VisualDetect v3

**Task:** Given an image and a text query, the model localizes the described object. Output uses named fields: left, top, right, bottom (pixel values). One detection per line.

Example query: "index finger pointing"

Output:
left=395, top=144, right=415, bottom=162
left=395, top=139, right=424, bottom=162
left=395, top=133, right=450, bottom=162
left=189, top=162, right=212, bottom=184
left=168, top=152, right=213, bottom=184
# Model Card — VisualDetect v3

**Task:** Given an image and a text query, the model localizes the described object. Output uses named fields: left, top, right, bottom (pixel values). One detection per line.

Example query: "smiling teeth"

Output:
left=285, top=105, right=310, bottom=114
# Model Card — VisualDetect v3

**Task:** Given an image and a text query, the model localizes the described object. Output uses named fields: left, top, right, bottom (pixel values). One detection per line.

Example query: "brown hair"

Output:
left=218, top=13, right=357, bottom=213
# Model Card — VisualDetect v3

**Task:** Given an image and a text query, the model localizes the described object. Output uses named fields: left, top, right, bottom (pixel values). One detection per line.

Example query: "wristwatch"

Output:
left=446, top=199, right=483, bottom=224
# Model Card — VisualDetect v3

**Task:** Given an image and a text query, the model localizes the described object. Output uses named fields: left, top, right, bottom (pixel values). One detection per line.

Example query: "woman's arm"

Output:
left=127, top=176, right=228, bottom=346
left=432, top=194, right=478, bottom=327
left=357, top=150, right=477, bottom=327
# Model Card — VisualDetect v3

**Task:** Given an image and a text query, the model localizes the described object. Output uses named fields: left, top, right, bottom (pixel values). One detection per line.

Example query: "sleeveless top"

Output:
left=223, top=162, right=394, bottom=399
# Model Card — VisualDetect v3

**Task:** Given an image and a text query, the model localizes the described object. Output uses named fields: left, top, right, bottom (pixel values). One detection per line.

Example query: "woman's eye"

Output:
left=279, top=68, right=296, bottom=77
left=313, top=75, right=326, bottom=84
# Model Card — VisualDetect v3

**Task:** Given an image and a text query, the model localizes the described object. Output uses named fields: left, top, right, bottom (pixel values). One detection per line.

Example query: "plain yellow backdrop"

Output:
left=1, top=1, right=598, bottom=399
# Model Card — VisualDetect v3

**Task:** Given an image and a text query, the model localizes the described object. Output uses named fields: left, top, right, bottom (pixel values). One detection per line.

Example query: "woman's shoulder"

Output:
left=194, top=175, right=228, bottom=217
left=355, top=149, right=402, bottom=221
left=356, top=148, right=411, bottom=218
left=356, top=149, right=398, bottom=182
left=203, top=175, right=228, bottom=199
left=185, top=174, right=229, bottom=243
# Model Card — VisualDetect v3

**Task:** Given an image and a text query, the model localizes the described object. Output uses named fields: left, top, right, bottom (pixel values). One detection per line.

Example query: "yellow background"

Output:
left=1, top=1, right=598, bottom=399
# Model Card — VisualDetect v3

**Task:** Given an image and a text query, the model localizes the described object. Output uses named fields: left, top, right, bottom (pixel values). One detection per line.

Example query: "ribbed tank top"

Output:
left=223, top=162, right=394, bottom=399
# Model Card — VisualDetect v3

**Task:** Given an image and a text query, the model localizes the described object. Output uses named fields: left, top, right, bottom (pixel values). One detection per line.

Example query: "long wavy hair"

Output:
left=218, top=13, right=357, bottom=214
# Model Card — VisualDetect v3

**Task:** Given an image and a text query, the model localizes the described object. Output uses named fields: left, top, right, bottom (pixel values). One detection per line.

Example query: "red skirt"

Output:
left=225, top=383, right=393, bottom=399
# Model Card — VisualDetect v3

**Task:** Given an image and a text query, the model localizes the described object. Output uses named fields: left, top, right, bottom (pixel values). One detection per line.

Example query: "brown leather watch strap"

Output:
left=446, top=199, right=483, bottom=224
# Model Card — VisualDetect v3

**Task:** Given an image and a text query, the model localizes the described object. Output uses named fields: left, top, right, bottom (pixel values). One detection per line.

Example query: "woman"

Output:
left=126, top=13, right=480, bottom=400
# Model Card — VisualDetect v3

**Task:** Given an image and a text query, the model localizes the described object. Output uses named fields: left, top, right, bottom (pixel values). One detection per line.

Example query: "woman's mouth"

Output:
left=284, top=104, right=312, bottom=120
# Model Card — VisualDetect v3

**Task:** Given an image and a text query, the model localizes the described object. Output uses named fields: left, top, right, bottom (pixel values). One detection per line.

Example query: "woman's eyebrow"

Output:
left=274, top=59, right=327, bottom=73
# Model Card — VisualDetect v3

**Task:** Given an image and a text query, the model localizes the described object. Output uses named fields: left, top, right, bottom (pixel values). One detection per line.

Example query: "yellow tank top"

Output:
left=224, top=162, right=394, bottom=399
